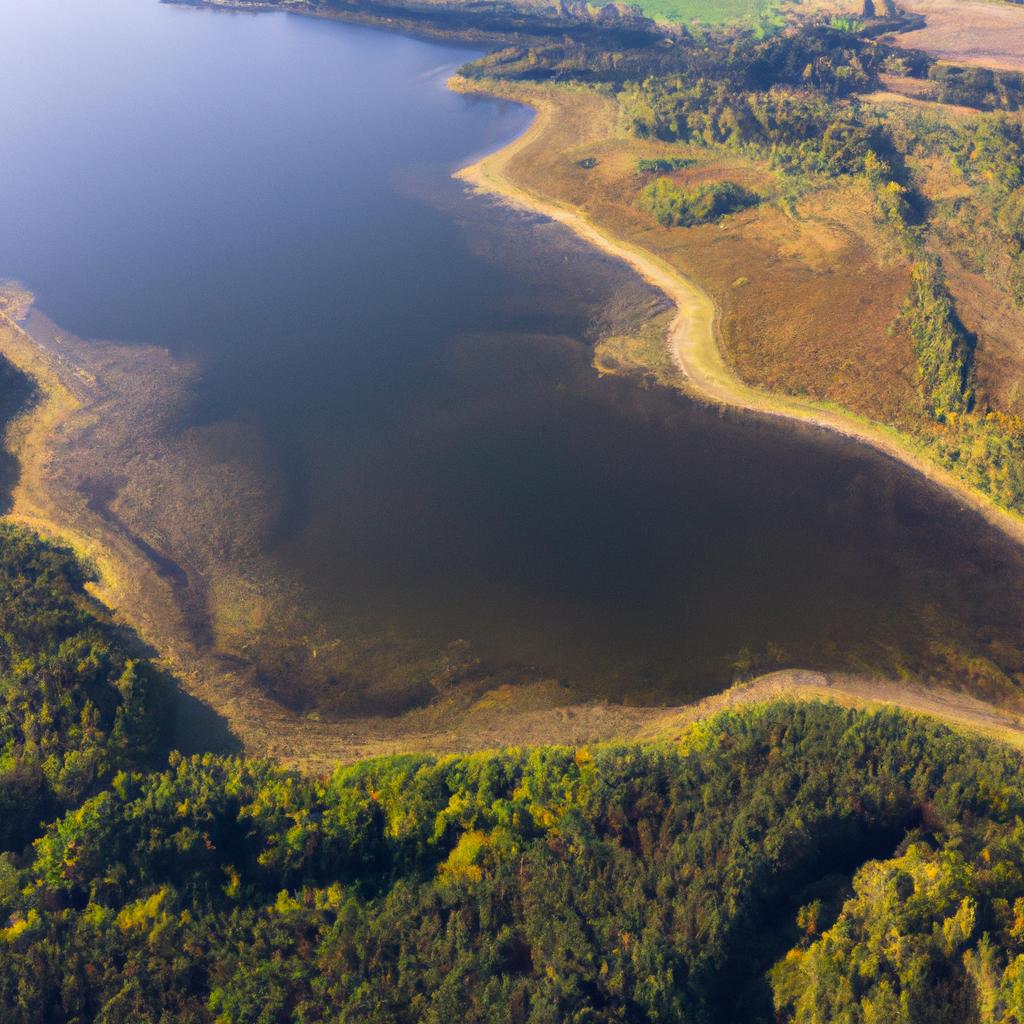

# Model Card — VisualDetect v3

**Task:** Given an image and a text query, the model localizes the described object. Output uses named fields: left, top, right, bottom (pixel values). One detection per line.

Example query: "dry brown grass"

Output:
left=792, top=0, right=1024, bottom=72
left=471, top=85, right=920, bottom=426
left=864, top=77, right=982, bottom=118
left=942, top=254, right=1024, bottom=412
left=890, top=129, right=1024, bottom=415
left=459, top=80, right=1024, bottom=459
left=887, top=0, right=1024, bottom=72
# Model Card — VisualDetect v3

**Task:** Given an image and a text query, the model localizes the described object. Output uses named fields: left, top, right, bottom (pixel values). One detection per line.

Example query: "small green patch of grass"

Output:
left=640, top=177, right=762, bottom=227
left=631, top=0, right=783, bottom=28
left=594, top=309, right=680, bottom=387
left=637, top=157, right=696, bottom=173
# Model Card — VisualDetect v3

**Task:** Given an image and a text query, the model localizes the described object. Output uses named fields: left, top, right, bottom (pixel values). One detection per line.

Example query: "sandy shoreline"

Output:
left=1, top=61, right=1024, bottom=769
left=451, top=76, right=1024, bottom=551
left=5, top=296, right=1024, bottom=767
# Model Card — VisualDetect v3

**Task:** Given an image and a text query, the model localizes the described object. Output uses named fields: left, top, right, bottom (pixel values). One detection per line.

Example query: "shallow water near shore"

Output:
left=2, top=0, right=1024, bottom=713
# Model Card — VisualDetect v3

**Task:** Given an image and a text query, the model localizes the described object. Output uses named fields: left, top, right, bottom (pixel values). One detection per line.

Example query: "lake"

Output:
left=2, top=0, right=1023, bottom=714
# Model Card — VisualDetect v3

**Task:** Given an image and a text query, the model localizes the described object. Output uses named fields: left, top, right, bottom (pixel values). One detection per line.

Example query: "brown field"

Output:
left=461, top=85, right=921, bottom=426
left=887, top=0, right=1024, bottom=72
left=794, top=0, right=1024, bottom=72
left=888, top=110, right=1024, bottom=415
left=863, top=75, right=981, bottom=117
left=456, top=81, right=1024, bottom=476
left=942, top=253, right=1024, bottom=412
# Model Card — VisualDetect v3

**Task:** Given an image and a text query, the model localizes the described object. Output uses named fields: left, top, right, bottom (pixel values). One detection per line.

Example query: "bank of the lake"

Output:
left=5, top=294, right=1024, bottom=770
left=2, top=0, right=1024, bottom=764
left=13, top=292, right=1022, bottom=767
left=452, top=75, right=1024, bottom=550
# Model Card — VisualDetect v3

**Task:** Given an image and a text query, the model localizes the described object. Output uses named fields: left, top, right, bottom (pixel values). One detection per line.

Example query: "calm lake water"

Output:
left=2, top=0, right=1023, bottom=709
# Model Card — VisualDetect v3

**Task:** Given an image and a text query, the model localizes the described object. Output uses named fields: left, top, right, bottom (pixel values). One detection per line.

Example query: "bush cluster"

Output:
left=640, top=177, right=760, bottom=225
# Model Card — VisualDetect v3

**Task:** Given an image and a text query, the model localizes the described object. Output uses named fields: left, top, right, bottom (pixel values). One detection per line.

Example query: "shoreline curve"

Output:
left=451, top=76, right=1024, bottom=550
left=0, top=48, right=1022, bottom=770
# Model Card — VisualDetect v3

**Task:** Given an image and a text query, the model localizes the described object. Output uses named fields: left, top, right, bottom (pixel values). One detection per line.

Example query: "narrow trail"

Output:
left=636, top=670, right=1024, bottom=752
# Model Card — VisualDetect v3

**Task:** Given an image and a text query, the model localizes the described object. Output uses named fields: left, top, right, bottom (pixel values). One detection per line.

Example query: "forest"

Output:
left=0, top=524, right=172, bottom=853
left=1, top=523, right=1024, bottom=1020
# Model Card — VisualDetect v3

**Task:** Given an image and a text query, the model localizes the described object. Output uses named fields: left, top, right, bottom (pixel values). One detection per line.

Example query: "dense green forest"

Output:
left=466, top=22, right=899, bottom=88
left=1, top=524, right=1024, bottom=1020
left=0, top=524, right=173, bottom=853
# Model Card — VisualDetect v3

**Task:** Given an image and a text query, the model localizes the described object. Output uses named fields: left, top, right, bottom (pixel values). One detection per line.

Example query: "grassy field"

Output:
left=631, top=0, right=784, bottom=27
left=457, top=84, right=922, bottom=426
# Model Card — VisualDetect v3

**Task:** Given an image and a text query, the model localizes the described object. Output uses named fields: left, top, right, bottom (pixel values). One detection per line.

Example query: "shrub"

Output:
left=640, top=177, right=760, bottom=225
left=637, top=156, right=696, bottom=172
